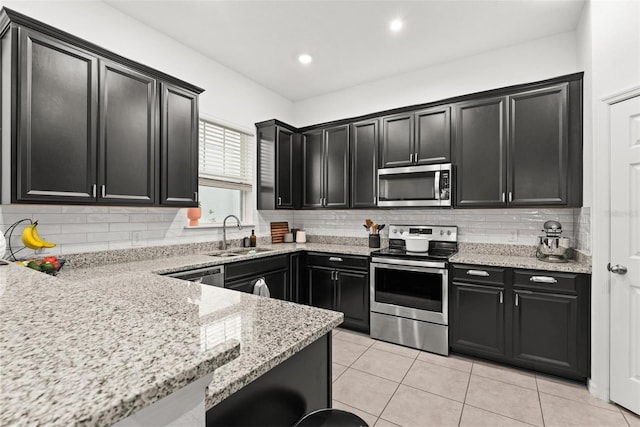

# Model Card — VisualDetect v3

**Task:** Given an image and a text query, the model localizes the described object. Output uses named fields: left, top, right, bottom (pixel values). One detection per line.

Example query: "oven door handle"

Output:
left=371, top=261, right=447, bottom=275
left=434, top=170, right=441, bottom=200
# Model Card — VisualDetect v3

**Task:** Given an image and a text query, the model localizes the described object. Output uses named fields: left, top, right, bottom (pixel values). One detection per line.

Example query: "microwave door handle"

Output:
left=434, top=170, right=441, bottom=200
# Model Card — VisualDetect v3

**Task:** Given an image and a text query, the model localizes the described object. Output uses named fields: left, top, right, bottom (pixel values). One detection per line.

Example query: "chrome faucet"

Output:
left=222, top=215, right=242, bottom=250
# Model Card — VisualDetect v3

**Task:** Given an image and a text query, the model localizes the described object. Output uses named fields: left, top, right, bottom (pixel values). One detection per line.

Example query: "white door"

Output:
left=610, top=94, right=640, bottom=414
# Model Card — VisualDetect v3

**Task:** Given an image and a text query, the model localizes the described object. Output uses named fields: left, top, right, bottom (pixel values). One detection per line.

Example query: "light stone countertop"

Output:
left=0, top=243, right=349, bottom=426
left=450, top=252, right=592, bottom=274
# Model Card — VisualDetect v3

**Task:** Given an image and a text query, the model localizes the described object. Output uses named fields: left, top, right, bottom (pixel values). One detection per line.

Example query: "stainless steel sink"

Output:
left=209, top=247, right=273, bottom=258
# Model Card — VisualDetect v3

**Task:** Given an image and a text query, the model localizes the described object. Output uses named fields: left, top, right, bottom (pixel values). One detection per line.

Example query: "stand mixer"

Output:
left=536, top=220, right=571, bottom=263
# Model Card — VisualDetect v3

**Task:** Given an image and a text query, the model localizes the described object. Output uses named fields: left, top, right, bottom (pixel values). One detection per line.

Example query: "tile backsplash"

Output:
left=1, top=204, right=590, bottom=258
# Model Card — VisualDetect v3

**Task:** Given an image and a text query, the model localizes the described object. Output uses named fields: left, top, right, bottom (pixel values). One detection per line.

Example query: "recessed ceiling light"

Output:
left=298, top=54, right=312, bottom=64
left=390, top=19, right=403, bottom=32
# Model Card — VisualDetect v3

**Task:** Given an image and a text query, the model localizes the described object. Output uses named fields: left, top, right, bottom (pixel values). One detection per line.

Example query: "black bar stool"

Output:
left=294, top=408, right=369, bottom=427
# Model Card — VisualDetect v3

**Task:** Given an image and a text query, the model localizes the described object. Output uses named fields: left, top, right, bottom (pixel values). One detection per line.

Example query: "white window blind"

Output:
left=199, top=119, right=252, bottom=190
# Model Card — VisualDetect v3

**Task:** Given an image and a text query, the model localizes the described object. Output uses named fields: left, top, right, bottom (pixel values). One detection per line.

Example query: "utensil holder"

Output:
left=369, top=234, right=380, bottom=248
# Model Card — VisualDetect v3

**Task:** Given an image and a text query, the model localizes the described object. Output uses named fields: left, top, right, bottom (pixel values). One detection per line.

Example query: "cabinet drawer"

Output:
left=225, top=254, right=289, bottom=281
left=451, top=264, right=505, bottom=286
left=513, top=270, right=579, bottom=294
left=306, top=252, right=369, bottom=271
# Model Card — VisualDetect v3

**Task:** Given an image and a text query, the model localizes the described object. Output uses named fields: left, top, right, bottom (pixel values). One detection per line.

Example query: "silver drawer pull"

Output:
left=329, top=257, right=343, bottom=262
left=530, top=276, right=558, bottom=284
left=467, top=270, right=490, bottom=277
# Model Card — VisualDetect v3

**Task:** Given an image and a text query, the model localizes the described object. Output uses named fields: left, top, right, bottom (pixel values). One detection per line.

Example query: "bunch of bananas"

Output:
left=21, top=223, right=56, bottom=250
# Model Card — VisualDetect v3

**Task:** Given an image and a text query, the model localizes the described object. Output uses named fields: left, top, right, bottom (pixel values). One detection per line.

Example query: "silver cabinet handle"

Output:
left=530, top=276, right=558, bottom=284
left=277, top=196, right=282, bottom=206
left=320, top=197, right=323, bottom=206
left=101, top=185, right=106, bottom=198
left=502, top=193, right=505, bottom=203
left=92, top=184, right=97, bottom=198
left=409, top=153, right=414, bottom=163
left=508, top=192, right=513, bottom=202
left=499, top=291, right=503, bottom=304
left=329, top=257, right=343, bottom=262
left=415, top=152, right=418, bottom=163
left=515, top=294, right=519, bottom=306
left=467, top=270, right=490, bottom=277
left=607, top=263, right=628, bottom=275
left=194, top=191, right=198, bottom=202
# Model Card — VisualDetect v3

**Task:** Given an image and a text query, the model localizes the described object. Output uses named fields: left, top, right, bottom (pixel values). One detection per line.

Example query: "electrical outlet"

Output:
left=132, top=231, right=142, bottom=246
left=509, top=230, right=519, bottom=242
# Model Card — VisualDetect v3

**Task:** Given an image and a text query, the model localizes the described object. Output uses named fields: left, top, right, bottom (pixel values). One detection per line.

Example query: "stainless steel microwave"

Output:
left=377, top=163, right=452, bottom=207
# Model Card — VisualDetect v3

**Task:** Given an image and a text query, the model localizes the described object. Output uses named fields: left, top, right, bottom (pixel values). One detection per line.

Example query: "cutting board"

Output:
left=270, top=222, right=289, bottom=244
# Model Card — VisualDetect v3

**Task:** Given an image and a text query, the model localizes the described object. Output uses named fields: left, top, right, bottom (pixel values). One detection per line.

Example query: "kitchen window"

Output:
left=198, top=117, right=253, bottom=224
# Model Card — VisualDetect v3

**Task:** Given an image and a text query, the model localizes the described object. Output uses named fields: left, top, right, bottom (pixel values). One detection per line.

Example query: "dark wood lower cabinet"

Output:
left=224, top=255, right=291, bottom=301
left=450, top=264, right=590, bottom=381
left=308, top=266, right=335, bottom=311
left=336, top=270, right=369, bottom=332
left=449, top=282, right=506, bottom=359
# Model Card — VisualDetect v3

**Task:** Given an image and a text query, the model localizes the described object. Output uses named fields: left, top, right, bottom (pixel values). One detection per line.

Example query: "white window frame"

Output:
left=198, top=114, right=254, bottom=225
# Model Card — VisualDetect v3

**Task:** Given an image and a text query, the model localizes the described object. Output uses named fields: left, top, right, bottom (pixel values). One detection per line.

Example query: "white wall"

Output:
left=0, top=1, right=294, bottom=254
left=292, top=31, right=578, bottom=126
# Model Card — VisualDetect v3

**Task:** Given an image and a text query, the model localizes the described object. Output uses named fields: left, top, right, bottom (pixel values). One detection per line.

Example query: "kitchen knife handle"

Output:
left=467, top=270, right=490, bottom=277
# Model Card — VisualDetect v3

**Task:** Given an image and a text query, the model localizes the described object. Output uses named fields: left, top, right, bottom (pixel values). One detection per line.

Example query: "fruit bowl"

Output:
left=15, top=256, right=65, bottom=276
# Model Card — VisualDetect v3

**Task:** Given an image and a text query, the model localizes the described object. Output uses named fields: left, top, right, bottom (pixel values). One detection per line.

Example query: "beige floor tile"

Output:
left=371, top=340, right=420, bottom=359
left=472, top=360, right=537, bottom=390
left=539, top=392, right=628, bottom=426
left=352, top=348, right=415, bottom=382
left=332, top=368, right=399, bottom=417
left=460, top=404, right=533, bottom=426
left=333, top=363, right=348, bottom=382
left=333, top=328, right=342, bottom=337
left=417, top=351, right=473, bottom=373
left=536, top=376, right=619, bottom=411
left=332, top=400, right=378, bottom=426
left=621, top=407, right=640, bottom=427
left=465, top=375, right=543, bottom=426
left=402, top=359, right=470, bottom=402
left=381, top=384, right=463, bottom=427
left=374, top=418, right=400, bottom=427
left=334, top=330, right=377, bottom=347
left=333, top=339, right=369, bottom=366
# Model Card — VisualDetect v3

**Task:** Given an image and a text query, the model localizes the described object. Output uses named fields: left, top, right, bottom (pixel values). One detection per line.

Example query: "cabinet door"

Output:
left=302, top=129, right=324, bottom=208
left=263, top=269, right=289, bottom=301
left=512, top=290, right=579, bottom=374
left=160, top=82, right=198, bottom=206
left=289, top=253, right=302, bottom=303
left=307, top=266, right=335, bottom=310
left=450, top=282, right=507, bottom=359
left=325, top=125, right=349, bottom=208
left=16, top=29, right=97, bottom=203
left=256, top=123, right=276, bottom=210
left=508, top=84, right=568, bottom=206
left=381, top=113, right=413, bottom=168
left=415, top=106, right=451, bottom=164
left=276, top=126, right=295, bottom=208
left=336, top=270, right=369, bottom=333
left=98, top=61, right=156, bottom=204
left=350, top=120, right=378, bottom=208
left=454, top=97, right=507, bottom=207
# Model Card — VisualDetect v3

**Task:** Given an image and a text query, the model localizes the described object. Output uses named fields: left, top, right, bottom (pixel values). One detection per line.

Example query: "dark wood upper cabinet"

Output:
left=302, top=129, right=325, bottom=208
left=454, top=97, right=507, bottom=207
left=350, top=119, right=378, bottom=208
left=16, top=28, right=98, bottom=203
left=381, top=107, right=451, bottom=169
left=302, top=125, right=349, bottom=208
left=324, top=125, right=349, bottom=208
left=415, top=106, right=451, bottom=164
left=159, top=83, right=199, bottom=206
left=381, top=113, right=413, bottom=168
left=256, top=121, right=300, bottom=210
left=2, top=9, right=203, bottom=207
left=99, top=60, right=156, bottom=205
left=508, top=84, right=568, bottom=206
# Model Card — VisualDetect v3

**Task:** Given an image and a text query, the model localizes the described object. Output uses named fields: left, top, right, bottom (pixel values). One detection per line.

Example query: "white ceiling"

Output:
left=105, top=0, right=585, bottom=102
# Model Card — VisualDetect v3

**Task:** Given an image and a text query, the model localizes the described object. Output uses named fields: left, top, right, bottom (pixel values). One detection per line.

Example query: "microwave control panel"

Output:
left=440, top=171, right=450, bottom=200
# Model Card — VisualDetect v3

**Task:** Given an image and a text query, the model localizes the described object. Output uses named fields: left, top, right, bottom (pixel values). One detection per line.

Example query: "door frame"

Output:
left=590, top=86, right=640, bottom=401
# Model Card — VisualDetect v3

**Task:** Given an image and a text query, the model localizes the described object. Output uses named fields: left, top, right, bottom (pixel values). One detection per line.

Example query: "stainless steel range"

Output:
left=370, top=224, right=458, bottom=356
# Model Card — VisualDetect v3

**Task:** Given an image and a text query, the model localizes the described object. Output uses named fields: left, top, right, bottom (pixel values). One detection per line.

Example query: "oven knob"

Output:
left=399, top=229, right=404, bottom=234
left=440, top=230, right=444, bottom=235
left=447, top=230, right=451, bottom=235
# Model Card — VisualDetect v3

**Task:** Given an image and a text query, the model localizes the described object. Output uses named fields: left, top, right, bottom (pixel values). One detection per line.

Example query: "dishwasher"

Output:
left=162, top=265, right=225, bottom=287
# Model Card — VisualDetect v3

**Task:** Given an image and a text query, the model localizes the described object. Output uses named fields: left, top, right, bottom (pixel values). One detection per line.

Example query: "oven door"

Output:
left=370, top=260, right=448, bottom=325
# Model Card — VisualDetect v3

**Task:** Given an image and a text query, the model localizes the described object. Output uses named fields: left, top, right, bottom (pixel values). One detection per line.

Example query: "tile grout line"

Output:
left=458, top=361, right=474, bottom=427
left=461, top=403, right=541, bottom=427
left=373, top=349, right=421, bottom=422
left=535, top=375, right=546, bottom=427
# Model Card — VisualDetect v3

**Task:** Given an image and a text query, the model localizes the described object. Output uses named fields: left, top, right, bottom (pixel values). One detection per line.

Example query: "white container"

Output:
left=283, top=233, right=294, bottom=243
left=404, top=235, right=429, bottom=252
left=296, top=231, right=306, bottom=243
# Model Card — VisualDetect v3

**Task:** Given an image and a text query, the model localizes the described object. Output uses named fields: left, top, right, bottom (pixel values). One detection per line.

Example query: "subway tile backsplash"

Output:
left=1, top=204, right=591, bottom=258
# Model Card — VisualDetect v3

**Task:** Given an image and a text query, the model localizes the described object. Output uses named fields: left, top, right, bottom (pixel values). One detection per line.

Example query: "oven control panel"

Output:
left=389, top=224, right=458, bottom=242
